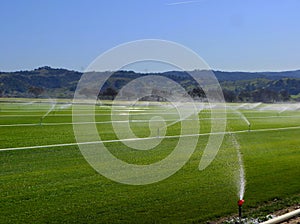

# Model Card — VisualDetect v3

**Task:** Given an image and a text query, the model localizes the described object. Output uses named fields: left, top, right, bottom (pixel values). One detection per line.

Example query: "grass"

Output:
left=0, top=100, right=299, bottom=223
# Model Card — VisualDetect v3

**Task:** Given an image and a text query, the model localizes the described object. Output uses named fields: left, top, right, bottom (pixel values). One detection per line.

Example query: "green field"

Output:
left=0, top=99, right=299, bottom=223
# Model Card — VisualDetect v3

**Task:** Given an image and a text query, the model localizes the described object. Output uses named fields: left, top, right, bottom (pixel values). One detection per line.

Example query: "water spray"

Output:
left=229, top=108, right=251, bottom=132
left=40, top=99, right=56, bottom=125
left=155, top=103, right=201, bottom=139
left=231, top=134, right=246, bottom=224
left=237, top=199, right=245, bottom=223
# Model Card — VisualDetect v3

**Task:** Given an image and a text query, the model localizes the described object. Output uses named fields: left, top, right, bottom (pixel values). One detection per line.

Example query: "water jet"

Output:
left=40, top=99, right=56, bottom=125
left=230, top=134, right=246, bottom=223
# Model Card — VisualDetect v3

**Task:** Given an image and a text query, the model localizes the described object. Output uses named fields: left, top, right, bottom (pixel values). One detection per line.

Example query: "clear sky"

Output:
left=1, top=0, right=300, bottom=72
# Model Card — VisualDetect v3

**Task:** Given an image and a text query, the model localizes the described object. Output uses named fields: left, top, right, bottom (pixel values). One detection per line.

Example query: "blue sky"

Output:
left=1, top=0, right=300, bottom=72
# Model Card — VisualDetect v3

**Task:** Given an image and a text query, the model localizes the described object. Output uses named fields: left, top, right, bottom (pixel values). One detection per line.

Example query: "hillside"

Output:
left=0, top=66, right=81, bottom=98
left=1, top=66, right=300, bottom=102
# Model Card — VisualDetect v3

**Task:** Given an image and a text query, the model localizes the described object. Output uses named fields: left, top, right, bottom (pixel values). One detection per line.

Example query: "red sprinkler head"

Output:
left=238, top=199, right=245, bottom=206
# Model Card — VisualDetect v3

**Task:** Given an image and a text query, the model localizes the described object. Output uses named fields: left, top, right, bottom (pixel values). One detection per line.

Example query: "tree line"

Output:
left=98, top=78, right=300, bottom=103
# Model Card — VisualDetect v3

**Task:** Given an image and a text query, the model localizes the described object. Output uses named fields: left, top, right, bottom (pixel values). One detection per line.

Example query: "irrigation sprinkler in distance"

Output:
left=248, top=123, right=251, bottom=132
left=237, top=199, right=245, bottom=224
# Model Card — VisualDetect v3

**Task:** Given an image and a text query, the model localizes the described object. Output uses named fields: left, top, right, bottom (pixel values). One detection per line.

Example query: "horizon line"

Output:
left=1, top=65, right=300, bottom=74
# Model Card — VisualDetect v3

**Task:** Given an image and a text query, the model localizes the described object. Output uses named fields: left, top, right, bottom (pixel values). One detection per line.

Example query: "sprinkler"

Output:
left=248, top=124, right=251, bottom=132
left=238, top=199, right=245, bottom=223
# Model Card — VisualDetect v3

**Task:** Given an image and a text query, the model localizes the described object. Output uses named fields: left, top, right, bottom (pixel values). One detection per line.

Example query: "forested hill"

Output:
left=1, top=66, right=300, bottom=102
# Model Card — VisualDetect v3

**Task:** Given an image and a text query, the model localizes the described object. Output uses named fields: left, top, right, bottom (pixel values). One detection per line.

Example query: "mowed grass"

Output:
left=0, top=100, right=299, bottom=223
